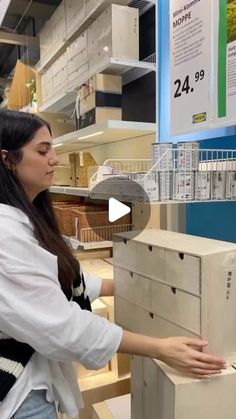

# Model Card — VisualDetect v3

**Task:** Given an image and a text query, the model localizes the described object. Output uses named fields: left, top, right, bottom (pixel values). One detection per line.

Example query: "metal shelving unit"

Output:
left=88, top=150, right=236, bottom=203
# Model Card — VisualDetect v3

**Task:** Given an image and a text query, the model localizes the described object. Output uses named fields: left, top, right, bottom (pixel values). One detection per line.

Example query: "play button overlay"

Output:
left=109, top=198, right=131, bottom=222
left=86, top=176, right=151, bottom=241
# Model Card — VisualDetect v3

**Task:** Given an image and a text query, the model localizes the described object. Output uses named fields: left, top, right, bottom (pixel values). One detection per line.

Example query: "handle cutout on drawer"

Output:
left=148, top=245, right=153, bottom=252
left=129, top=272, right=134, bottom=278
left=178, top=252, right=184, bottom=260
left=171, top=287, right=177, bottom=295
left=123, top=239, right=127, bottom=244
left=149, top=312, right=154, bottom=319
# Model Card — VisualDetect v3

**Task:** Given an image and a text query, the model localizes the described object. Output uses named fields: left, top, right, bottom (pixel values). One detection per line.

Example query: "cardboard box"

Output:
left=78, top=73, right=122, bottom=129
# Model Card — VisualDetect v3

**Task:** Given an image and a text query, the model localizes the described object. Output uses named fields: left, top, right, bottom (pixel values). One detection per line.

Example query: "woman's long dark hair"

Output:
left=0, top=110, right=80, bottom=299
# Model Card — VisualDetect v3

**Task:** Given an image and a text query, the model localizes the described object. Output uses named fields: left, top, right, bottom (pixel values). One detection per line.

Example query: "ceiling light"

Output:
left=53, top=143, right=63, bottom=148
left=0, top=0, right=11, bottom=26
left=78, top=131, right=104, bottom=140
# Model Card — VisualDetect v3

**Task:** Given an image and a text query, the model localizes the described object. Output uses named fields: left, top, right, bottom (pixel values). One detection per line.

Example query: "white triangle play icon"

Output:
left=109, top=198, right=131, bottom=222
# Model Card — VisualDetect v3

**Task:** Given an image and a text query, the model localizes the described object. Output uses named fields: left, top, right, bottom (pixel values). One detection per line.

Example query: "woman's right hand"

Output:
left=156, top=336, right=226, bottom=378
left=118, top=331, right=226, bottom=378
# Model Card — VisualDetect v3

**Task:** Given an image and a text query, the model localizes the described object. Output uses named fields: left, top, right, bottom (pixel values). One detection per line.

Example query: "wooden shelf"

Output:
left=52, top=120, right=156, bottom=153
left=50, top=186, right=90, bottom=196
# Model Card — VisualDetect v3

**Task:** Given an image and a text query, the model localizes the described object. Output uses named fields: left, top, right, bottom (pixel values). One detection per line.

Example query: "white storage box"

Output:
left=39, top=20, right=53, bottom=64
left=67, top=31, right=88, bottom=90
left=68, top=63, right=89, bottom=92
left=88, top=4, right=139, bottom=70
left=52, top=52, right=68, bottom=92
left=41, top=68, right=54, bottom=102
left=50, top=0, right=66, bottom=51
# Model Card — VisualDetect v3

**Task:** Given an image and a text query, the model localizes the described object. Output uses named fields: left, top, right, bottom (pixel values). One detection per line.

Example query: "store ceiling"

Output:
left=0, top=0, right=61, bottom=83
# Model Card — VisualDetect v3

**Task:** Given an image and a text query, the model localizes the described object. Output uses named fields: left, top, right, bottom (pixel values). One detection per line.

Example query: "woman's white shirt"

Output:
left=0, top=204, right=123, bottom=418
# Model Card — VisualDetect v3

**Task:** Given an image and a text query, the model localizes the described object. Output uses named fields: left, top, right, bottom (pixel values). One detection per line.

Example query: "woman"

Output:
left=0, top=110, right=225, bottom=419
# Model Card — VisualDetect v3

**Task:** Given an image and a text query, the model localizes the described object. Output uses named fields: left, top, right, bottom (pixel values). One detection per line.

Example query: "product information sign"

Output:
left=170, top=0, right=212, bottom=135
left=214, top=0, right=236, bottom=127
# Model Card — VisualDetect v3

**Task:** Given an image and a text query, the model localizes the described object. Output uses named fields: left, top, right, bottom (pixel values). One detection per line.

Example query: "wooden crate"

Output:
left=53, top=166, right=71, bottom=186
left=92, top=394, right=130, bottom=419
left=131, top=356, right=236, bottom=419
left=69, top=152, right=97, bottom=188
left=113, top=229, right=236, bottom=358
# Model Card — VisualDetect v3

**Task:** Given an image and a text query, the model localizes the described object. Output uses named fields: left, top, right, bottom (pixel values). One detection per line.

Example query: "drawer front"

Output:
left=113, top=239, right=137, bottom=271
left=150, top=280, right=200, bottom=334
left=115, top=296, right=198, bottom=339
left=114, top=266, right=151, bottom=310
left=165, top=250, right=200, bottom=294
left=135, top=242, right=165, bottom=282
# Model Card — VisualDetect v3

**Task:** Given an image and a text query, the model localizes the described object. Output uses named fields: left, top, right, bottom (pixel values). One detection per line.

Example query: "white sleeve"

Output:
left=0, top=220, right=123, bottom=370
left=83, top=271, right=102, bottom=302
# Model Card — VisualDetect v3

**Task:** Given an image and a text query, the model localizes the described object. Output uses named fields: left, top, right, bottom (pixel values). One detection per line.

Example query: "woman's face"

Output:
left=15, top=125, right=59, bottom=200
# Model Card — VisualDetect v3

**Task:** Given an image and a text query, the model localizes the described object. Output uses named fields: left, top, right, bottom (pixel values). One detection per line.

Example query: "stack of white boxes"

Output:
left=39, top=20, right=53, bottom=67
left=52, top=52, right=68, bottom=95
left=51, top=1, right=66, bottom=53
left=88, top=4, right=139, bottom=75
left=114, top=229, right=236, bottom=418
left=67, top=32, right=88, bottom=92
left=39, top=3, right=139, bottom=106
left=41, top=67, right=53, bottom=103
left=39, top=0, right=66, bottom=67
left=65, top=0, right=85, bottom=40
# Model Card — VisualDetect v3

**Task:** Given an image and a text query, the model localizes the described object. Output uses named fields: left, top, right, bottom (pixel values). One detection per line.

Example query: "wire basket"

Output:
left=89, top=150, right=236, bottom=203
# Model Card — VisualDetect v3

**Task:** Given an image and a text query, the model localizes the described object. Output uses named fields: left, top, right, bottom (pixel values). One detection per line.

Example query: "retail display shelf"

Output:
left=38, top=58, right=156, bottom=114
left=36, top=0, right=155, bottom=73
left=39, top=90, right=77, bottom=113
left=50, top=186, right=90, bottom=197
left=65, top=236, right=113, bottom=250
left=52, top=120, right=157, bottom=153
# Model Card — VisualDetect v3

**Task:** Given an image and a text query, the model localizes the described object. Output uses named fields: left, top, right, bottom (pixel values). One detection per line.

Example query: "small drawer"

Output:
left=135, top=243, right=165, bottom=282
left=113, top=238, right=137, bottom=271
left=165, top=250, right=200, bottom=294
left=150, top=280, right=200, bottom=334
left=114, top=266, right=151, bottom=310
left=115, top=296, right=197, bottom=339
